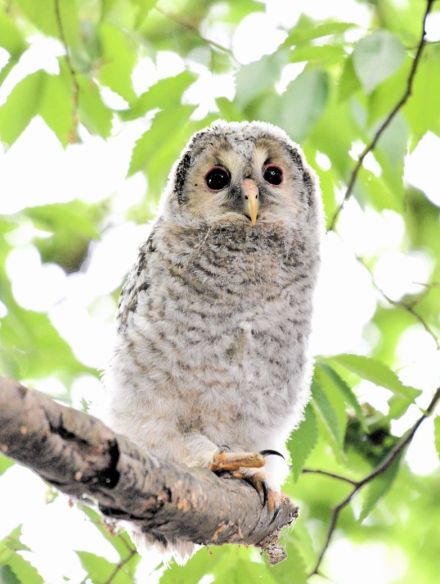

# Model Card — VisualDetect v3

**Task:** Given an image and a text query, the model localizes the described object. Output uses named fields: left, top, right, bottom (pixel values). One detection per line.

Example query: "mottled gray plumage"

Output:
left=105, top=120, right=322, bottom=555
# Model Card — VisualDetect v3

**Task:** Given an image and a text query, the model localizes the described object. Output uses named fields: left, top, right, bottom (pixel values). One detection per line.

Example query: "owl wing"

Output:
left=117, top=225, right=158, bottom=333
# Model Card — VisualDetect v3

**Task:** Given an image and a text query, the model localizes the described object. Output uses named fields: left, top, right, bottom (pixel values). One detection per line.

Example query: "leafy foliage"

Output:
left=0, top=0, right=439, bottom=582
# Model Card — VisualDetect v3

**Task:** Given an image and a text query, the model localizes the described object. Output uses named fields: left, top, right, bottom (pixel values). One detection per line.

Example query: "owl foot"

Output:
left=210, top=451, right=281, bottom=517
left=209, top=451, right=265, bottom=472
left=226, top=469, right=281, bottom=518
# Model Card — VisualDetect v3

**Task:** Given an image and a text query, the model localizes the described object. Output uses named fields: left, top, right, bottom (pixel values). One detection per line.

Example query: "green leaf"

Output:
left=284, top=17, right=356, bottom=46
left=0, top=566, right=20, bottom=584
left=3, top=528, right=30, bottom=554
left=0, top=454, right=13, bottom=476
left=330, top=354, right=421, bottom=400
left=317, top=363, right=368, bottom=431
left=311, top=379, right=344, bottom=460
left=128, top=105, right=194, bottom=176
left=79, top=505, right=136, bottom=561
left=77, top=551, right=138, bottom=584
left=132, top=0, right=159, bottom=29
left=315, top=367, right=348, bottom=452
left=5, top=554, right=43, bottom=584
left=235, top=51, right=288, bottom=108
left=288, top=403, right=318, bottom=481
left=404, top=46, right=440, bottom=146
left=39, top=70, right=74, bottom=146
left=77, top=552, right=115, bottom=584
left=258, top=69, right=329, bottom=142
left=77, top=75, right=113, bottom=137
left=356, top=167, right=403, bottom=213
left=359, top=454, right=402, bottom=522
left=289, top=44, right=345, bottom=66
left=282, top=69, right=329, bottom=141
left=0, top=12, right=27, bottom=56
left=353, top=31, right=405, bottom=94
left=122, top=71, right=196, bottom=120
left=216, top=97, right=245, bottom=121
left=16, top=0, right=81, bottom=50
left=0, top=72, right=45, bottom=145
left=98, top=22, right=137, bottom=103
left=338, top=55, right=361, bottom=100
left=0, top=70, right=74, bottom=146
left=434, top=417, right=440, bottom=460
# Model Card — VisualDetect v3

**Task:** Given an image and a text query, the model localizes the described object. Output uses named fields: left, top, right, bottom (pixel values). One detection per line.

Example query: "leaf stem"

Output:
left=54, top=0, right=80, bottom=142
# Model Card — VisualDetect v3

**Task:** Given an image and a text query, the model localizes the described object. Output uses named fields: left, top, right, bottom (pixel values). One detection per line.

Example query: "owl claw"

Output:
left=230, top=470, right=281, bottom=518
left=260, top=449, right=285, bottom=460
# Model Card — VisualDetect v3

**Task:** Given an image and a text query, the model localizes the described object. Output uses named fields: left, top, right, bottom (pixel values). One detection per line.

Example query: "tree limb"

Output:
left=310, top=386, right=440, bottom=576
left=328, top=0, right=435, bottom=231
left=0, top=377, right=298, bottom=565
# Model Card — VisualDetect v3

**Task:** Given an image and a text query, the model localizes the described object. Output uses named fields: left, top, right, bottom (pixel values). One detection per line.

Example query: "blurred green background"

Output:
left=0, top=0, right=439, bottom=582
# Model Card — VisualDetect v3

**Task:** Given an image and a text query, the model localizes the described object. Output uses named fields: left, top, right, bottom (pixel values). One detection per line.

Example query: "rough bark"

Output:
left=0, top=377, right=298, bottom=564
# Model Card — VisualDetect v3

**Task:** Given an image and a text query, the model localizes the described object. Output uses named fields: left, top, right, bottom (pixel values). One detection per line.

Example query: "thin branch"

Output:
left=302, top=468, right=358, bottom=486
left=54, top=0, right=80, bottom=142
left=0, top=377, right=298, bottom=565
left=356, top=255, right=440, bottom=351
left=154, top=6, right=238, bottom=63
left=104, top=549, right=137, bottom=584
left=328, top=0, right=436, bottom=231
left=310, top=386, right=440, bottom=576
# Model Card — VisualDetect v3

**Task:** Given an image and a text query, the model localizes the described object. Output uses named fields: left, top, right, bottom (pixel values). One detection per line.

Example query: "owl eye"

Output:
left=263, top=165, right=283, bottom=186
left=205, top=166, right=230, bottom=190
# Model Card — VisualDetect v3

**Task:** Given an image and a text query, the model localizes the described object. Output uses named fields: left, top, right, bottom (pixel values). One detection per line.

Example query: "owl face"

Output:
left=168, top=121, right=316, bottom=229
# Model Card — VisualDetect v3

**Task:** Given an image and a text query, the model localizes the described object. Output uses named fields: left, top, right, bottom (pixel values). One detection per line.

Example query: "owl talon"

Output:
left=230, top=469, right=280, bottom=518
left=267, top=488, right=281, bottom=515
left=260, top=449, right=285, bottom=460
left=209, top=451, right=265, bottom=472
left=250, top=474, right=268, bottom=507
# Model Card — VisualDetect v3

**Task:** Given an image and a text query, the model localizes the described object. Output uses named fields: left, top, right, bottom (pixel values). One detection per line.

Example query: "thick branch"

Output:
left=0, top=377, right=298, bottom=564
left=310, top=386, right=440, bottom=576
left=328, top=0, right=435, bottom=231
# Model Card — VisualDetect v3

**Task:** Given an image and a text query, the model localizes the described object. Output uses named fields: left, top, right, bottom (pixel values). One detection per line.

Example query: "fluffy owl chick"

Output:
left=104, top=120, right=322, bottom=556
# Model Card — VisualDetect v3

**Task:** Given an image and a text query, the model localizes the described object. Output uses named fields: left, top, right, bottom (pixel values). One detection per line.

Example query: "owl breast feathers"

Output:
left=104, top=120, right=322, bottom=553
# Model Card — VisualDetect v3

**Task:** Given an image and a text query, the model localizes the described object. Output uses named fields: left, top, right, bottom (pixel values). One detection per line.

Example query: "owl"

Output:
left=104, top=120, right=322, bottom=556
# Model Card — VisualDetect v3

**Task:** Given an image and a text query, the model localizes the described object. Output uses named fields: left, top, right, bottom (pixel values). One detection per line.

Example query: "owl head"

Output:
left=164, top=120, right=320, bottom=230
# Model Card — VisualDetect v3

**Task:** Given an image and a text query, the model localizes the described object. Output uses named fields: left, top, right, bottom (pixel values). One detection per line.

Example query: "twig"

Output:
left=104, top=549, right=137, bottom=584
left=356, top=255, right=440, bottom=351
left=0, top=377, right=298, bottom=564
left=154, top=6, right=238, bottom=63
left=302, top=468, right=358, bottom=486
left=328, top=0, right=436, bottom=231
left=310, top=386, right=440, bottom=576
left=54, top=0, right=80, bottom=142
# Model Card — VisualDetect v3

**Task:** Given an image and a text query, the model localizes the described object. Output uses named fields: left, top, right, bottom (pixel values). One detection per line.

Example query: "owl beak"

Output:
left=242, top=179, right=260, bottom=226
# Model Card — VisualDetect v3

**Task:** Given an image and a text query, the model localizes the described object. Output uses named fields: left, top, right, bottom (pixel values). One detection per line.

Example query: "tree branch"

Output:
left=302, top=468, right=358, bottom=486
left=356, top=254, right=440, bottom=351
left=310, top=386, right=440, bottom=576
left=328, top=0, right=435, bottom=231
left=0, top=377, right=298, bottom=565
